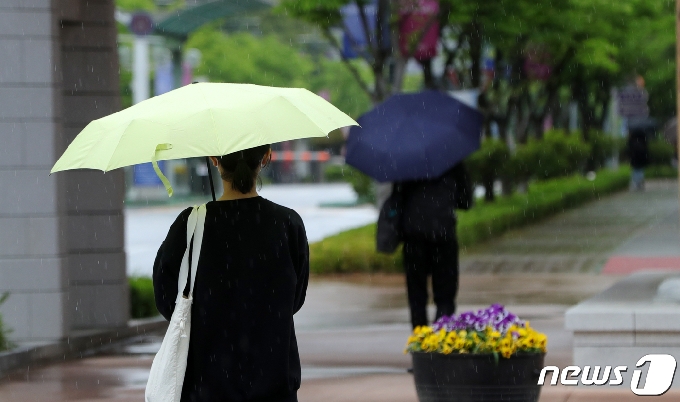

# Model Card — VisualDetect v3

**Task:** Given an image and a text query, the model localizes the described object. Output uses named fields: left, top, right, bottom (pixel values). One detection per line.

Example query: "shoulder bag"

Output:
left=145, top=204, right=207, bottom=402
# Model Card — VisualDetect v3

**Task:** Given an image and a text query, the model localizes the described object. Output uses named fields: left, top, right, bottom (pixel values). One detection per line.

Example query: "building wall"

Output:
left=0, top=0, right=127, bottom=342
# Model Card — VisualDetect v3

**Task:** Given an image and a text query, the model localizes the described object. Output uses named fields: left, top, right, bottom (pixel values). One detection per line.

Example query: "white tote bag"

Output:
left=146, top=204, right=207, bottom=402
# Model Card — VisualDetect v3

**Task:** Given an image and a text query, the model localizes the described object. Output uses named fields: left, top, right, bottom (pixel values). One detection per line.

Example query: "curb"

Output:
left=0, top=316, right=168, bottom=378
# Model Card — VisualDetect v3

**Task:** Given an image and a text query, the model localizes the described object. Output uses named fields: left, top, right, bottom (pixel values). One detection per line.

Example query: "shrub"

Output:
left=648, top=138, right=675, bottom=166
left=587, top=131, right=617, bottom=170
left=0, top=292, right=14, bottom=351
left=530, top=130, right=591, bottom=180
left=309, top=167, right=630, bottom=274
left=340, top=165, right=375, bottom=204
left=645, top=165, right=677, bottom=178
left=309, top=224, right=403, bottom=273
left=129, top=276, right=159, bottom=319
left=323, top=164, right=347, bottom=183
left=466, top=139, right=510, bottom=200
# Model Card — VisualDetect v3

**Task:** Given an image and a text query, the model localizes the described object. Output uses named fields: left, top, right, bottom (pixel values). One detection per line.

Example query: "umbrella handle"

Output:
left=152, top=143, right=174, bottom=197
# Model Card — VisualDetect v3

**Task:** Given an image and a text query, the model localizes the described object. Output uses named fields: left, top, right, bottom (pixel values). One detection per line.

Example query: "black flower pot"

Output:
left=411, top=352, right=545, bottom=402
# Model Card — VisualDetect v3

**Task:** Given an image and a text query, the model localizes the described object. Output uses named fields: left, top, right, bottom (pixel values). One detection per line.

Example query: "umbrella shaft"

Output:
left=205, top=157, right=216, bottom=202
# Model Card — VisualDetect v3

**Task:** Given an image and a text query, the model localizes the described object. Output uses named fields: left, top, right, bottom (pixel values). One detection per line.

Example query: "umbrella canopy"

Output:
left=51, top=83, right=357, bottom=196
left=345, top=90, right=482, bottom=182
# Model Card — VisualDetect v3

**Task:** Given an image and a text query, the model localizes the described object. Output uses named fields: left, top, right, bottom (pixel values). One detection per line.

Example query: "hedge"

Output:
left=645, top=165, right=677, bottom=178
left=309, top=167, right=631, bottom=274
left=129, top=276, right=158, bottom=319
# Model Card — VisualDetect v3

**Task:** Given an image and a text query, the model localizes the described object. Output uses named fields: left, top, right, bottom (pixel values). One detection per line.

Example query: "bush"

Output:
left=309, top=224, right=403, bottom=273
left=323, top=164, right=349, bottom=183
left=0, top=292, right=14, bottom=351
left=587, top=131, right=617, bottom=170
left=467, top=139, right=511, bottom=184
left=645, top=165, right=677, bottom=178
left=466, top=139, right=510, bottom=200
left=648, top=138, right=675, bottom=166
left=339, top=165, right=375, bottom=204
left=129, top=276, right=159, bottom=319
left=529, top=130, right=591, bottom=180
left=309, top=167, right=630, bottom=274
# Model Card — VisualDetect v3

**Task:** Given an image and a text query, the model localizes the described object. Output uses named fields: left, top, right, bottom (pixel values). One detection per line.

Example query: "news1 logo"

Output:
left=538, top=354, right=677, bottom=396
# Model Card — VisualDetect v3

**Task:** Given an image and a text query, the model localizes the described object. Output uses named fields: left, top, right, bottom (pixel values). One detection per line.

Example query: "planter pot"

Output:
left=411, top=352, right=545, bottom=402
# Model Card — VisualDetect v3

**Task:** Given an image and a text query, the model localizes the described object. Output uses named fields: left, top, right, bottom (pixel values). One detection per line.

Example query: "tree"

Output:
left=281, top=0, right=676, bottom=142
left=617, top=0, right=675, bottom=120
left=186, top=24, right=375, bottom=120
left=186, top=25, right=315, bottom=88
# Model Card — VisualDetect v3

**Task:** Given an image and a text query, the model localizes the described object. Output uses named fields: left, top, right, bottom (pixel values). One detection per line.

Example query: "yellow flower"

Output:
left=453, top=338, right=466, bottom=350
left=422, top=334, right=440, bottom=352
left=500, top=347, right=513, bottom=358
left=442, top=345, right=454, bottom=355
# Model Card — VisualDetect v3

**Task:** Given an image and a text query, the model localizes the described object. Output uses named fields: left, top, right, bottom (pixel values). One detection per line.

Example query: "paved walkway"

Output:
left=0, top=274, right=619, bottom=401
left=461, top=180, right=680, bottom=274
left=2, top=180, right=679, bottom=401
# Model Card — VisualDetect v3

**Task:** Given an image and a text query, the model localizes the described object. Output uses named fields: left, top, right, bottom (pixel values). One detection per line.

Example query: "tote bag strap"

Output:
left=188, top=204, right=206, bottom=297
left=176, top=205, right=201, bottom=298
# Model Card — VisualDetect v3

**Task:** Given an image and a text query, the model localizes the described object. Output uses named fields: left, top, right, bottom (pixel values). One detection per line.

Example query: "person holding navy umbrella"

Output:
left=346, top=90, right=482, bottom=329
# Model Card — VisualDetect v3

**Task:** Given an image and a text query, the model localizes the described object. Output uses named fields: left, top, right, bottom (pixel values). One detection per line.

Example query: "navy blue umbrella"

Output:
left=345, top=90, right=483, bottom=182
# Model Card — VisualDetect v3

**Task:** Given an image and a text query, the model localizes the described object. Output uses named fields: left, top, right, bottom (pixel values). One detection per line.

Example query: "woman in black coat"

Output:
left=153, top=145, right=309, bottom=402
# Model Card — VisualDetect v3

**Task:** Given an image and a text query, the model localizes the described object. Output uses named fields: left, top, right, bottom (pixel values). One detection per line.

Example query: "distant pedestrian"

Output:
left=154, top=145, right=309, bottom=402
left=399, top=162, right=473, bottom=328
left=628, top=127, right=649, bottom=191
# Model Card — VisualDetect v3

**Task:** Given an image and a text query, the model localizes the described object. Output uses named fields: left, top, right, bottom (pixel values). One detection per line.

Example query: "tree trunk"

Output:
left=420, top=58, right=437, bottom=89
left=484, top=178, right=495, bottom=201
left=469, top=21, right=482, bottom=88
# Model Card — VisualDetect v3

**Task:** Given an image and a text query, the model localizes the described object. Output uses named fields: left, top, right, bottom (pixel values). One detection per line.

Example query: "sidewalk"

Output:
left=461, top=180, right=680, bottom=274
left=0, top=274, right=615, bottom=401
left=1, top=180, right=679, bottom=400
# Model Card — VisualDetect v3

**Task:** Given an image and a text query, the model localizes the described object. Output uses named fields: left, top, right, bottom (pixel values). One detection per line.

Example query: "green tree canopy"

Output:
left=186, top=25, right=315, bottom=88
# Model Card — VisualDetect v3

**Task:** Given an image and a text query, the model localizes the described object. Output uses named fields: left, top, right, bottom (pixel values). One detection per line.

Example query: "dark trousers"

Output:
left=403, top=237, right=459, bottom=329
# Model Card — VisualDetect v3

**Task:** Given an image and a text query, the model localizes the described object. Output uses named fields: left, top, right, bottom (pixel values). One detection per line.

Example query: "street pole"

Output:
left=132, top=35, right=150, bottom=104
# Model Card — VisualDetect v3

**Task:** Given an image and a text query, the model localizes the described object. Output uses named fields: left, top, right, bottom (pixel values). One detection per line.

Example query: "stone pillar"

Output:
left=0, top=0, right=127, bottom=343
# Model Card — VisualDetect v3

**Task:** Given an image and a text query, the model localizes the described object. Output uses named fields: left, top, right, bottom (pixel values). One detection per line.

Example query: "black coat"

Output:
left=628, top=132, right=649, bottom=169
left=400, top=163, right=473, bottom=242
left=153, top=197, right=309, bottom=402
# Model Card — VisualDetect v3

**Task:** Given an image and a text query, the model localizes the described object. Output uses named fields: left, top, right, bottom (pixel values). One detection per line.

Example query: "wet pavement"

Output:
left=461, top=180, right=680, bottom=274
left=3, top=180, right=680, bottom=400
left=126, top=183, right=377, bottom=276
left=0, top=273, right=619, bottom=401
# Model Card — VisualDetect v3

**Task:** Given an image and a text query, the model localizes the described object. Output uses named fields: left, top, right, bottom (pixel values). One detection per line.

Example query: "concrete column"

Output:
left=0, top=0, right=127, bottom=343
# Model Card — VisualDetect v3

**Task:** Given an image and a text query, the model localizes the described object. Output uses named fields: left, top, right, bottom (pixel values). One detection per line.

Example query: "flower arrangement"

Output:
left=405, top=304, right=547, bottom=359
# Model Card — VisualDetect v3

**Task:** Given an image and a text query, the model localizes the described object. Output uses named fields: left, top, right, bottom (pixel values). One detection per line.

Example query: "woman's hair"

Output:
left=217, top=144, right=271, bottom=194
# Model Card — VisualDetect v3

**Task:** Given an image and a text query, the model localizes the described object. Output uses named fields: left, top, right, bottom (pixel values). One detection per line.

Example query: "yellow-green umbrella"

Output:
left=51, top=82, right=358, bottom=198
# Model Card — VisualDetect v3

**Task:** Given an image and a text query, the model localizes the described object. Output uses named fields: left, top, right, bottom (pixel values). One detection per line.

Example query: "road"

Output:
left=126, top=183, right=377, bottom=276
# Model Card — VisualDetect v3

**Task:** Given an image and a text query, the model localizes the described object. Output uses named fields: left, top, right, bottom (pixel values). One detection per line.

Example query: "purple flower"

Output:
left=432, top=304, right=526, bottom=334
